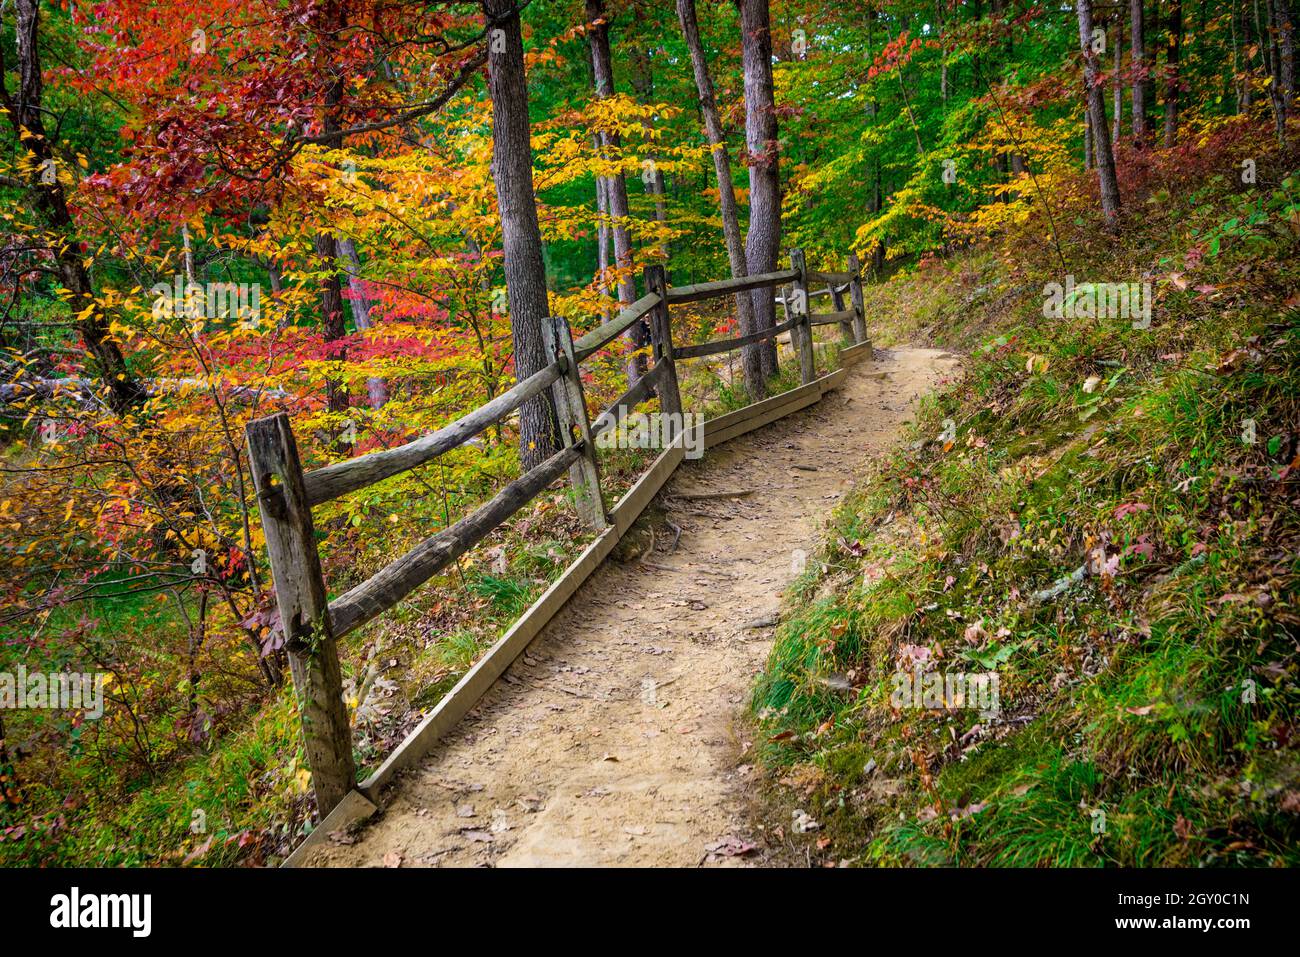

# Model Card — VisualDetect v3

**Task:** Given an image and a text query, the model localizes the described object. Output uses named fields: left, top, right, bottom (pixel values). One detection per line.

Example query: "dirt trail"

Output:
left=304, top=347, right=958, bottom=868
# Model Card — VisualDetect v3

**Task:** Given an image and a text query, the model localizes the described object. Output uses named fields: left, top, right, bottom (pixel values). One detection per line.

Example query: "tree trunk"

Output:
left=736, top=0, right=781, bottom=377
left=1262, top=0, right=1288, bottom=142
left=1276, top=0, right=1297, bottom=105
left=1084, top=109, right=1094, bottom=170
left=314, top=231, right=350, bottom=423
left=1163, top=0, right=1183, bottom=148
left=182, top=223, right=197, bottom=284
left=628, top=6, right=669, bottom=265
left=1233, top=1, right=1250, bottom=112
left=1077, top=0, right=1121, bottom=221
left=1130, top=0, right=1147, bottom=145
left=5, top=0, right=143, bottom=412
left=676, top=0, right=764, bottom=400
left=594, top=154, right=612, bottom=323
left=1113, top=17, right=1124, bottom=144
left=483, top=0, right=561, bottom=470
left=586, top=0, right=648, bottom=387
left=312, top=2, right=350, bottom=428
left=336, top=237, right=389, bottom=408
left=871, top=160, right=886, bottom=273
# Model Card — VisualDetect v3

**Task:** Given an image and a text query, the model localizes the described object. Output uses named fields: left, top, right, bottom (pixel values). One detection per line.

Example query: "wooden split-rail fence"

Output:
left=246, top=249, right=873, bottom=835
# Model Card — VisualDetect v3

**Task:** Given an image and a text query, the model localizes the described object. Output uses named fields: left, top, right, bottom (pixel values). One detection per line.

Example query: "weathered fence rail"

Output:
left=247, top=248, right=872, bottom=835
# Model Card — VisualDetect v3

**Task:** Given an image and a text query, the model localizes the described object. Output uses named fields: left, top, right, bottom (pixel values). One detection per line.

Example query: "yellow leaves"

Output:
left=108, top=319, right=137, bottom=343
left=1025, top=354, right=1051, bottom=374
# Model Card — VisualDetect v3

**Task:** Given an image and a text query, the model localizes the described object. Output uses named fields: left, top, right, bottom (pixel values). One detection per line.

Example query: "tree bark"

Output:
left=1262, top=0, right=1288, bottom=142
left=628, top=5, right=669, bottom=264
left=314, top=230, right=350, bottom=423
left=1077, top=0, right=1121, bottom=221
left=586, top=0, right=648, bottom=387
left=593, top=138, right=612, bottom=322
left=1113, top=17, right=1124, bottom=144
left=1232, top=1, right=1250, bottom=112
left=676, top=0, right=764, bottom=399
left=1163, top=0, right=1183, bottom=148
left=1084, top=108, right=1094, bottom=170
left=736, top=0, right=781, bottom=377
left=483, top=0, right=561, bottom=470
left=1275, top=0, right=1296, bottom=105
left=3, top=0, right=143, bottom=412
left=1130, top=0, right=1148, bottom=145
left=336, top=237, right=389, bottom=408
left=311, top=1, right=350, bottom=427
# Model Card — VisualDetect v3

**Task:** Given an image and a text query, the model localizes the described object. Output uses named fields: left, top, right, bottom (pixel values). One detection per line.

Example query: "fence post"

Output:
left=643, top=264, right=683, bottom=436
left=245, top=413, right=356, bottom=816
left=847, top=252, right=870, bottom=347
left=830, top=280, right=855, bottom=345
left=788, top=248, right=818, bottom=384
left=542, top=314, right=609, bottom=531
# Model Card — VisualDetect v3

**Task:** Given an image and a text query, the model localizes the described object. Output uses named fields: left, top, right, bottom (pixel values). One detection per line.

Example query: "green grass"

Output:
left=753, top=160, right=1300, bottom=867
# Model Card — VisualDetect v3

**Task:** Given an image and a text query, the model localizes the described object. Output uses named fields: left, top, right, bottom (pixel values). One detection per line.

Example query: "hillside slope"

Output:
left=755, top=128, right=1300, bottom=867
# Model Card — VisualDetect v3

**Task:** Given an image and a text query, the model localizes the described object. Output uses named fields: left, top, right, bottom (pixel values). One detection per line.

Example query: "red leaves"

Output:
left=867, top=31, right=929, bottom=80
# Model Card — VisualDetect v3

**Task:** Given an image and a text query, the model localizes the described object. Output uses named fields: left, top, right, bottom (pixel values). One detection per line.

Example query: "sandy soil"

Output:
left=302, top=347, right=958, bottom=868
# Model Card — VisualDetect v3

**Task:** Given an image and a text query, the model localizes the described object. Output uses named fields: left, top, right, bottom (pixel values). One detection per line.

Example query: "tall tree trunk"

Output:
left=1113, top=17, right=1124, bottom=144
left=314, top=230, right=350, bottom=425
left=1130, top=0, right=1147, bottom=144
left=182, top=223, right=197, bottom=284
left=676, top=0, right=764, bottom=400
left=628, top=5, right=669, bottom=265
left=866, top=8, right=886, bottom=274
left=336, top=237, right=388, bottom=408
left=1232, top=1, right=1250, bottom=111
left=871, top=160, right=886, bottom=273
left=1078, top=0, right=1122, bottom=221
left=1163, top=0, right=1183, bottom=148
left=1276, top=0, right=1297, bottom=105
left=3, top=0, right=143, bottom=412
left=586, top=0, right=648, bottom=387
left=1084, top=108, right=1094, bottom=170
left=594, top=152, right=612, bottom=323
left=483, top=0, right=560, bottom=470
left=1264, top=0, right=1291, bottom=142
left=312, top=2, right=350, bottom=428
left=736, top=0, right=781, bottom=377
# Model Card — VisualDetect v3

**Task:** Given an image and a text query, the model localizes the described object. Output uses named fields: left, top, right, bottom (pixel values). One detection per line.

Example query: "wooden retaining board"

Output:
left=703, top=367, right=846, bottom=450
left=839, top=340, right=875, bottom=366
left=283, top=360, right=859, bottom=866
left=612, top=439, right=687, bottom=536
left=357, top=521, right=621, bottom=801
left=283, top=442, right=690, bottom=865
left=702, top=379, right=822, bottom=446
left=706, top=387, right=820, bottom=450
left=282, top=788, right=379, bottom=867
